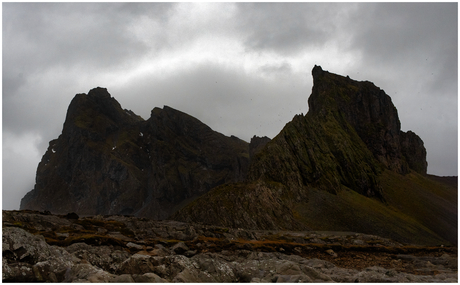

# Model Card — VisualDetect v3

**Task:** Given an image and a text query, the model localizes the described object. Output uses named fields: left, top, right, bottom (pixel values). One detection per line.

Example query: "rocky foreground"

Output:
left=3, top=210, right=457, bottom=282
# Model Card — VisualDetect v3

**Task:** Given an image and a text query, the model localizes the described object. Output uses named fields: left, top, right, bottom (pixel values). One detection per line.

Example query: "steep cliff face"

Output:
left=248, top=112, right=383, bottom=199
left=308, top=65, right=425, bottom=175
left=20, top=87, right=249, bottom=219
left=248, top=135, right=271, bottom=161
left=173, top=66, right=456, bottom=245
left=400, top=130, right=428, bottom=174
left=246, top=66, right=427, bottom=199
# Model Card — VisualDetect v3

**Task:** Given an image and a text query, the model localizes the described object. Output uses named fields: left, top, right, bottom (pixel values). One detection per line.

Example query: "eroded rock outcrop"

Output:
left=173, top=66, right=455, bottom=246
left=249, top=135, right=271, bottom=161
left=2, top=210, right=457, bottom=283
left=309, top=65, right=426, bottom=175
left=248, top=65, right=427, bottom=198
left=20, top=87, right=249, bottom=219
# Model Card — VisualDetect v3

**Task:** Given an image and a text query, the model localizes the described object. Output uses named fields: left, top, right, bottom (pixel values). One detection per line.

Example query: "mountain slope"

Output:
left=173, top=66, right=456, bottom=246
left=20, top=87, right=249, bottom=219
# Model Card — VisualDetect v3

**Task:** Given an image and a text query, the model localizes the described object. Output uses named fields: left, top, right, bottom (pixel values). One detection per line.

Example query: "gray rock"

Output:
left=150, top=244, right=171, bottom=256
left=66, top=242, right=92, bottom=253
left=32, top=246, right=75, bottom=281
left=303, top=258, right=336, bottom=269
left=275, top=260, right=302, bottom=275
left=110, top=274, right=134, bottom=283
left=118, top=254, right=156, bottom=275
left=66, top=263, right=115, bottom=283
left=171, top=242, right=189, bottom=255
left=66, top=243, right=127, bottom=272
left=3, top=227, right=75, bottom=282
left=3, top=261, right=35, bottom=282
left=2, top=227, right=51, bottom=263
left=133, top=272, right=168, bottom=282
left=173, top=268, right=212, bottom=282
left=172, top=231, right=188, bottom=241
left=273, top=274, right=312, bottom=282
left=126, top=242, right=143, bottom=250
left=300, top=265, right=333, bottom=282
left=110, top=250, right=131, bottom=267
left=2, top=217, right=457, bottom=283
left=184, top=250, right=197, bottom=257
left=184, top=226, right=197, bottom=239
left=309, top=237, right=326, bottom=244
left=353, top=239, right=365, bottom=245
left=352, top=266, right=403, bottom=283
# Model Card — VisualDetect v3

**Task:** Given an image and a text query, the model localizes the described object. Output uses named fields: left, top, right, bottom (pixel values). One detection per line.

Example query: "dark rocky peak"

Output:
left=173, top=66, right=444, bottom=241
left=148, top=106, right=214, bottom=140
left=308, top=65, right=424, bottom=174
left=64, top=87, right=142, bottom=136
left=311, top=64, right=325, bottom=79
left=248, top=66, right=427, bottom=199
left=146, top=105, right=249, bottom=164
left=249, top=135, right=271, bottom=161
left=21, top=88, right=249, bottom=219
left=123, top=109, right=144, bottom=120
left=87, top=86, right=111, bottom=99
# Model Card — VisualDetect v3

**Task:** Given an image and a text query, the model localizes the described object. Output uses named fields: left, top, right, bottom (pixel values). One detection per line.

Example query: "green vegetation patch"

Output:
left=293, top=179, right=450, bottom=246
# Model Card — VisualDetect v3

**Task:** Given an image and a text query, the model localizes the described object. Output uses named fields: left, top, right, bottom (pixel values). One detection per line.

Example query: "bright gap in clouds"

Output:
left=123, top=1, right=362, bottom=85
left=108, top=34, right=364, bottom=146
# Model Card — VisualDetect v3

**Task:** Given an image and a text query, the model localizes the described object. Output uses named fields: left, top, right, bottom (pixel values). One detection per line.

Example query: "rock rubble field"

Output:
left=3, top=210, right=457, bottom=282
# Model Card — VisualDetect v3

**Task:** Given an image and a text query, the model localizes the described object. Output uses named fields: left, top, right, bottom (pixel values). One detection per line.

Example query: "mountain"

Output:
left=20, top=87, right=249, bottom=219
left=173, top=66, right=457, bottom=246
left=20, top=66, right=456, bottom=246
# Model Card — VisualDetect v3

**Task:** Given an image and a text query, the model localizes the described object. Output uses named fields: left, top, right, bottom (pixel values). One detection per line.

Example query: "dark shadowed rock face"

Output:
left=248, top=65, right=427, bottom=199
left=400, top=130, right=428, bottom=174
left=172, top=66, right=452, bottom=245
left=309, top=65, right=426, bottom=175
left=249, top=135, right=271, bottom=161
left=20, top=67, right=439, bottom=246
left=20, top=87, right=249, bottom=219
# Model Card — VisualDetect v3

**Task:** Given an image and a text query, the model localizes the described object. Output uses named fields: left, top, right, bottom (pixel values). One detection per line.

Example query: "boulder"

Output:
left=171, top=242, right=189, bottom=255
left=132, top=272, right=168, bottom=282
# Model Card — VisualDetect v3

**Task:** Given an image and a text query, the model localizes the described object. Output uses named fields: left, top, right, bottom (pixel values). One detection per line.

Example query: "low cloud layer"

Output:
left=3, top=3, right=457, bottom=210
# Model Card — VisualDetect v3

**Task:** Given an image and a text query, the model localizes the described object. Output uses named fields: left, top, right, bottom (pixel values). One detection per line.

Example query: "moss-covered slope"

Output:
left=173, top=66, right=456, bottom=245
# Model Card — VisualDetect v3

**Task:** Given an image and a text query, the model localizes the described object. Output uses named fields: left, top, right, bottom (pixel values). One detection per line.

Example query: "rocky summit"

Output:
left=173, top=66, right=457, bottom=246
left=2, top=210, right=458, bottom=282
left=19, top=66, right=457, bottom=249
left=20, top=87, right=249, bottom=219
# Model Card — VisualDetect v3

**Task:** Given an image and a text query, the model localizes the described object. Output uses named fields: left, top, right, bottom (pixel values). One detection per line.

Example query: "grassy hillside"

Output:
left=175, top=171, right=456, bottom=246
left=293, top=170, right=456, bottom=245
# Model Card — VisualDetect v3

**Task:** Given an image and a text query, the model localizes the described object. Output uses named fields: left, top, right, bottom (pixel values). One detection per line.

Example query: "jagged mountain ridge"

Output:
left=20, top=87, right=249, bottom=219
left=19, top=66, right=456, bottom=246
left=247, top=65, right=427, bottom=198
left=309, top=66, right=427, bottom=174
left=173, top=66, right=457, bottom=246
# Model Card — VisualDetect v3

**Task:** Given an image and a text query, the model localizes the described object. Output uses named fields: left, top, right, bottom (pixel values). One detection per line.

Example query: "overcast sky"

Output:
left=3, top=2, right=458, bottom=210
